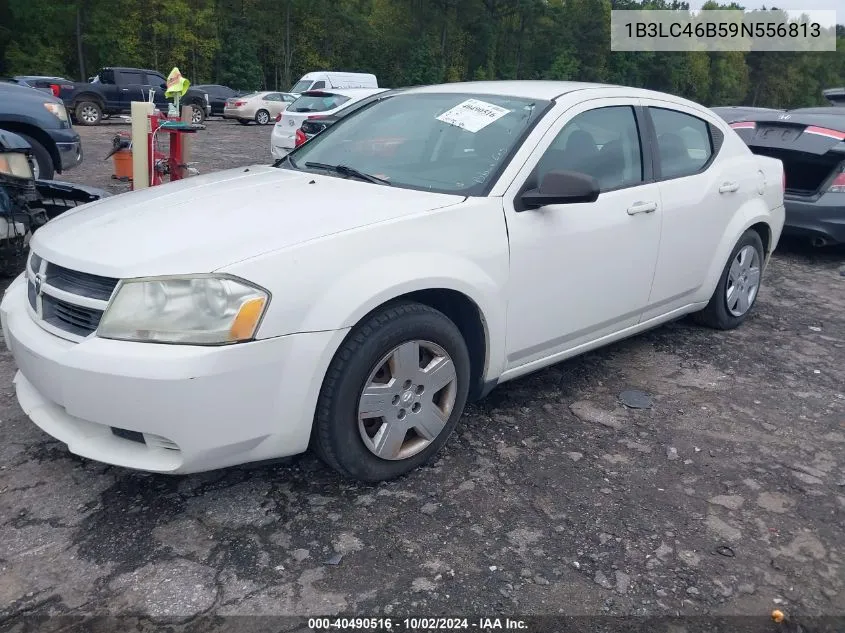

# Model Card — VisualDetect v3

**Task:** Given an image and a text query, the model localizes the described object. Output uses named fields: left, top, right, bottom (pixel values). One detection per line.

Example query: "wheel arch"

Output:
left=72, top=93, right=105, bottom=109
left=352, top=288, right=491, bottom=402
left=700, top=202, right=775, bottom=302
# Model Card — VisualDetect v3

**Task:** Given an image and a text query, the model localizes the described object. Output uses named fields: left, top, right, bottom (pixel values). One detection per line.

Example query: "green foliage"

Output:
left=0, top=0, right=842, bottom=107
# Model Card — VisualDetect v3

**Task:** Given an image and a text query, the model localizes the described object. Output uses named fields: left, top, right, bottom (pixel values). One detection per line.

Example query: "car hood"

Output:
left=31, top=165, right=465, bottom=278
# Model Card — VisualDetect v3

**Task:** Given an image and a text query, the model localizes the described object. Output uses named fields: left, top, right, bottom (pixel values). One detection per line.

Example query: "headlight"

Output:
left=0, top=152, right=34, bottom=179
left=43, top=102, right=69, bottom=123
left=97, top=275, right=269, bottom=345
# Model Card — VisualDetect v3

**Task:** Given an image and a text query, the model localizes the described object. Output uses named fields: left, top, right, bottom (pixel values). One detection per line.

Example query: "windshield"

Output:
left=283, top=92, right=548, bottom=195
left=290, top=80, right=313, bottom=93
left=289, top=93, right=351, bottom=113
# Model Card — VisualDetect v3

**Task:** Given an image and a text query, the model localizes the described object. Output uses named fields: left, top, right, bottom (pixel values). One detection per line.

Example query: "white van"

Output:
left=289, top=71, right=378, bottom=94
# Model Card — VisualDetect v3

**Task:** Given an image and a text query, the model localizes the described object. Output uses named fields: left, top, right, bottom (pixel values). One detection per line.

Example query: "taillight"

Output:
left=275, top=113, right=282, bottom=122
left=49, top=84, right=60, bottom=97
left=307, top=115, right=325, bottom=120
left=233, top=100, right=246, bottom=107
left=782, top=171, right=786, bottom=191
left=827, top=168, right=845, bottom=193
left=295, top=129, right=307, bottom=147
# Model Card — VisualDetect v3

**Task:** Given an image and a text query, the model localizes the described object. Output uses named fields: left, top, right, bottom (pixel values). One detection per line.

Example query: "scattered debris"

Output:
left=619, top=390, right=653, bottom=409
left=667, top=447, right=679, bottom=461
left=324, top=553, right=344, bottom=566
left=772, top=609, right=785, bottom=623
left=714, top=545, right=736, bottom=558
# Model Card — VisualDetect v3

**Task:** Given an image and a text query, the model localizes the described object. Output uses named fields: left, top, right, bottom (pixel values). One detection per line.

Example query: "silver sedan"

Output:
left=223, top=91, right=296, bottom=125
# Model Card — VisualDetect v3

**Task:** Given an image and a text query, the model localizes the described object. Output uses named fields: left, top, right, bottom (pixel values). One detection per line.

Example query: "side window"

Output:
left=311, top=80, right=326, bottom=89
left=649, top=107, right=713, bottom=180
left=536, top=106, right=644, bottom=192
left=118, top=71, right=144, bottom=84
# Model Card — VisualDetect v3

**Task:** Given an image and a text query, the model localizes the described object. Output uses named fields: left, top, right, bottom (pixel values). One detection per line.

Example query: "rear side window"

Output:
left=537, top=105, right=644, bottom=192
left=311, top=81, right=326, bottom=89
left=118, top=71, right=144, bottom=84
left=649, top=107, right=713, bottom=179
left=289, top=93, right=351, bottom=113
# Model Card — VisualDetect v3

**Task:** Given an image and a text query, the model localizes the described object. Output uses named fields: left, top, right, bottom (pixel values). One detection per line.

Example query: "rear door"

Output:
left=640, top=99, right=754, bottom=317
left=116, top=69, right=148, bottom=108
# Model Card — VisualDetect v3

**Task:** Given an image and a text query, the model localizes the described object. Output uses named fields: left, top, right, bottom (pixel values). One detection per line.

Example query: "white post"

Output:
left=130, top=101, right=154, bottom=189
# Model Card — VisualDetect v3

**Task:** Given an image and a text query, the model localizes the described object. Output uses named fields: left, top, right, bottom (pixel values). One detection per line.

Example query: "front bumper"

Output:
left=0, top=279, right=345, bottom=474
left=56, top=141, right=82, bottom=172
left=271, top=125, right=295, bottom=158
left=782, top=192, right=845, bottom=245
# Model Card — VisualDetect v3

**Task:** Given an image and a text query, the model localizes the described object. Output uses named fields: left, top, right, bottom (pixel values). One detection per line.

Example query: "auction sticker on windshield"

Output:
left=436, top=99, right=511, bottom=133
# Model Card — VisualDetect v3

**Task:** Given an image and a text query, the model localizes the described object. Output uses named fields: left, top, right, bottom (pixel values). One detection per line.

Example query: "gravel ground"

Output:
left=1, top=120, right=844, bottom=630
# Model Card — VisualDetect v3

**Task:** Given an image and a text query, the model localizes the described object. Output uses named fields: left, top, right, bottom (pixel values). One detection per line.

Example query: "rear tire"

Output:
left=17, top=133, right=54, bottom=180
left=75, top=101, right=102, bottom=125
left=693, top=229, right=765, bottom=330
left=312, top=301, right=470, bottom=483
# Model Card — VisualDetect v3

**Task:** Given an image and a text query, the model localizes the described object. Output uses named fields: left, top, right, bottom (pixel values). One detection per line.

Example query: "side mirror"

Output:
left=519, top=170, right=600, bottom=211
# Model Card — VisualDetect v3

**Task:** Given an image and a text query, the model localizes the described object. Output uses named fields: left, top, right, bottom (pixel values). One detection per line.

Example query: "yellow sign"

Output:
left=164, top=67, right=190, bottom=98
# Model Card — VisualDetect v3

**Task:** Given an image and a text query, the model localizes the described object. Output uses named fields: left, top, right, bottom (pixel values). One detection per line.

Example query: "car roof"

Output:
left=398, top=80, right=716, bottom=107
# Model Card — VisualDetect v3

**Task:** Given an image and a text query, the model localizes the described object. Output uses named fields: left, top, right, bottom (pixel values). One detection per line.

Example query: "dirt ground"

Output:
left=1, top=119, right=844, bottom=630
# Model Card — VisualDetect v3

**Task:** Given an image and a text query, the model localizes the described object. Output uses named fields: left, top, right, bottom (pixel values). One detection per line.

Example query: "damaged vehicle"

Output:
left=0, top=130, right=109, bottom=276
left=0, top=81, right=784, bottom=482
left=729, top=108, right=845, bottom=246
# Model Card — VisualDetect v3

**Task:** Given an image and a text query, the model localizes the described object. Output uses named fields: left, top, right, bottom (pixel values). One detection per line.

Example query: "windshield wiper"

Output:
left=304, top=162, right=391, bottom=185
left=273, top=153, right=298, bottom=169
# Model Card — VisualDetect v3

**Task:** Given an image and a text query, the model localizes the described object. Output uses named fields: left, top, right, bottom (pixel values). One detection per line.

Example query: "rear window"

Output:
left=289, top=93, right=351, bottom=113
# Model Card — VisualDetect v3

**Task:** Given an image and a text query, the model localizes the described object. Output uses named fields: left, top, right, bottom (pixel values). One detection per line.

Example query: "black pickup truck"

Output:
left=58, top=67, right=210, bottom=126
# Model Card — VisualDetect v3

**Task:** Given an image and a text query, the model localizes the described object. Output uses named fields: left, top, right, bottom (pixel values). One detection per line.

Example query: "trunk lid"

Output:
left=731, top=117, right=845, bottom=197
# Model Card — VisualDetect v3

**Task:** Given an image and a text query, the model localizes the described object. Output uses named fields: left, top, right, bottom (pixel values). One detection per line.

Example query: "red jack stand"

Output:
left=144, top=111, right=200, bottom=188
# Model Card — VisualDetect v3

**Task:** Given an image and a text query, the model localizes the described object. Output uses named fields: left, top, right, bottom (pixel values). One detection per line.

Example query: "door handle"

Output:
left=627, top=201, right=657, bottom=215
left=121, top=88, right=129, bottom=92
left=719, top=181, right=739, bottom=193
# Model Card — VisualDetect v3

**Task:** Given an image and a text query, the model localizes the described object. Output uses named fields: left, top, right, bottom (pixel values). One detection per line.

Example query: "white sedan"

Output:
left=1, top=81, right=785, bottom=482
left=270, top=87, right=387, bottom=158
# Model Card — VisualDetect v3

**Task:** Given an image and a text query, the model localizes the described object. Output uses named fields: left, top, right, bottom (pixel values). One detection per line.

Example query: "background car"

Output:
left=0, top=81, right=82, bottom=180
left=222, top=91, right=296, bottom=125
left=195, top=84, right=247, bottom=117
left=728, top=107, right=845, bottom=246
left=271, top=87, right=388, bottom=158
left=9, top=76, right=76, bottom=97
left=295, top=88, right=405, bottom=148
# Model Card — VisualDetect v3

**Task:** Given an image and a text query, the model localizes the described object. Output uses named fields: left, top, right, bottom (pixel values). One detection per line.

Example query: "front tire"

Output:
left=693, top=229, right=765, bottom=330
left=189, top=104, right=206, bottom=125
left=312, top=301, right=471, bottom=483
left=17, top=133, right=54, bottom=180
left=255, top=109, right=270, bottom=125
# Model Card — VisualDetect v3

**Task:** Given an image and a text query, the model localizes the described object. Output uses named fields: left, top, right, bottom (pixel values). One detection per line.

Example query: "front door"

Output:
left=503, top=99, right=662, bottom=371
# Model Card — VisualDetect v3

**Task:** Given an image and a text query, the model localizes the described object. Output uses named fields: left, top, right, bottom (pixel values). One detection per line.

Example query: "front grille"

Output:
left=45, top=263, right=118, bottom=301
left=27, top=254, right=119, bottom=339
left=42, top=294, right=104, bottom=337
